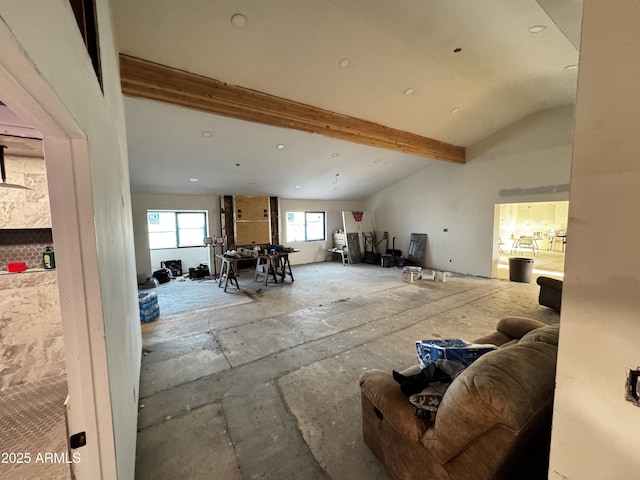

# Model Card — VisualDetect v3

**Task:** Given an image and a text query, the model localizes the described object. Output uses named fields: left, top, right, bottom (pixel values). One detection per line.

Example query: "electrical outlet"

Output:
left=625, top=368, right=640, bottom=407
left=69, top=431, right=87, bottom=449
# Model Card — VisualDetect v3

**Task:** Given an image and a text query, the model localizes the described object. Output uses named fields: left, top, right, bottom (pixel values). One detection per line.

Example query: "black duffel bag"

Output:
left=152, top=268, right=171, bottom=284
left=189, top=264, right=210, bottom=279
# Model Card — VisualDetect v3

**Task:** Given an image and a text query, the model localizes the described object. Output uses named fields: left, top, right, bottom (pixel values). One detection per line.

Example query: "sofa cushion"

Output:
left=519, top=324, right=560, bottom=347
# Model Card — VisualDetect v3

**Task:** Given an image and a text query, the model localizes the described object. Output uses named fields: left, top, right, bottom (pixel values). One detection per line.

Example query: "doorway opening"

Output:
left=493, top=201, right=568, bottom=281
left=0, top=103, right=71, bottom=479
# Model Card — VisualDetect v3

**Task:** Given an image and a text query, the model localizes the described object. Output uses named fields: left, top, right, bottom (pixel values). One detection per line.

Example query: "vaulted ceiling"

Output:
left=113, top=0, right=581, bottom=199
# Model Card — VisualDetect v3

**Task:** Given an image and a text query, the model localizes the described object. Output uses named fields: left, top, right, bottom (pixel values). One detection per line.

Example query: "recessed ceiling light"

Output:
left=528, top=25, right=547, bottom=33
left=294, top=185, right=301, bottom=189
left=276, top=144, right=285, bottom=149
left=189, top=177, right=199, bottom=183
left=404, top=87, right=415, bottom=96
left=449, top=107, right=460, bottom=114
left=338, top=58, right=351, bottom=68
left=201, top=131, right=212, bottom=137
left=231, top=14, right=248, bottom=28
left=331, top=152, right=339, bottom=157
left=564, top=64, right=579, bottom=70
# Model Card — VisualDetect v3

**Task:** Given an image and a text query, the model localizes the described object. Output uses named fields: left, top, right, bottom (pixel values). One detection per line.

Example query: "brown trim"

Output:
left=221, top=195, right=235, bottom=249
left=119, top=54, right=465, bottom=164
left=269, top=197, right=279, bottom=245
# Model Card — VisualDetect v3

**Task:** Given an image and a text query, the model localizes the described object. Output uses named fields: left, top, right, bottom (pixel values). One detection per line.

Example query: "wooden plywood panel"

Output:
left=346, top=232, right=362, bottom=263
left=236, top=221, right=270, bottom=246
left=235, top=196, right=269, bottom=221
left=342, top=211, right=373, bottom=258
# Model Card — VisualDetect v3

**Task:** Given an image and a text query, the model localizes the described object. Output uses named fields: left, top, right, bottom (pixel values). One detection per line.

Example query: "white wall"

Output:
left=149, top=247, right=210, bottom=275
left=0, top=2, right=140, bottom=478
left=131, top=193, right=220, bottom=280
left=549, top=1, right=640, bottom=478
left=366, top=105, right=574, bottom=277
left=279, top=198, right=365, bottom=265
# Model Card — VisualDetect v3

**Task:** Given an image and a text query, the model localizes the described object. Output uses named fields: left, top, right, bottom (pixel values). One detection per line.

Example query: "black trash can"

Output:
left=509, top=257, right=534, bottom=283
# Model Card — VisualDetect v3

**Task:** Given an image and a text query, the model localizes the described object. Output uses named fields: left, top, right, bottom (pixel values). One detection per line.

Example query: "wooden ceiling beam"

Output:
left=119, top=54, right=465, bottom=164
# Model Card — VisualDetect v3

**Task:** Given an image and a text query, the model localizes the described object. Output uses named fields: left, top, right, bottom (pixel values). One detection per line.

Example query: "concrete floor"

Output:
left=135, top=261, right=560, bottom=479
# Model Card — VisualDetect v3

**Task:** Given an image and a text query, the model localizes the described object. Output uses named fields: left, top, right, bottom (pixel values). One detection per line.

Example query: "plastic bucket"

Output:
left=509, top=257, right=534, bottom=283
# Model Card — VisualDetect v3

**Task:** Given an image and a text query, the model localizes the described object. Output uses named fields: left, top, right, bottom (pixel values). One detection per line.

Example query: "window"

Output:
left=286, top=211, right=326, bottom=242
left=147, top=211, right=207, bottom=249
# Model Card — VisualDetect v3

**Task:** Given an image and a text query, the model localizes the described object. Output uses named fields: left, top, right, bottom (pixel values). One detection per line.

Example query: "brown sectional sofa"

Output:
left=359, top=317, right=559, bottom=480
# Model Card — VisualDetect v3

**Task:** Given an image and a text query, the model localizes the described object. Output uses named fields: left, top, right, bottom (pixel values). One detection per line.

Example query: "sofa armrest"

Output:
left=536, top=277, right=563, bottom=311
left=474, top=317, right=547, bottom=346
left=536, top=276, right=563, bottom=291
left=359, top=369, right=428, bottom=441
left=472, top=330, right=514, bottom=347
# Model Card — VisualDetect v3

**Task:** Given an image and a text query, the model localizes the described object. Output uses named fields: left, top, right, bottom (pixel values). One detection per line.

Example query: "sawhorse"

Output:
left=218, top=256, right=240, bottom=292
left=254, top=255, right=279, bottom=285
left=277, top=253, right=294, bottom=282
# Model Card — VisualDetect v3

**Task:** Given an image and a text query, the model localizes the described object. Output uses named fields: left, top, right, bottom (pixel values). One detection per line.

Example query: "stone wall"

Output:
left=0, top=135, right=51, bottom=229
left=0, top=270, right=64, bottom=389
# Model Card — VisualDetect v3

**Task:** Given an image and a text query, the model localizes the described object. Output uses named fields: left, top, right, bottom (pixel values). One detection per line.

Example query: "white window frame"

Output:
left=285, top=211, right=326, bottom=243
left=147, top=210, right=208, bottom=249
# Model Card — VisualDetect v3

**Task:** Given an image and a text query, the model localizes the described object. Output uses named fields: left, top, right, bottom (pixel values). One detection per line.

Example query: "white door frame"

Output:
left=0, top=19, right=116, bottom=480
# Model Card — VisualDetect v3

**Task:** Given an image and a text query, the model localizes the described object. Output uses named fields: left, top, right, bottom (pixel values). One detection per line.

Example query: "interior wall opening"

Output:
left=0, top=102, right=71, bottom=478
left=493, top=200, right=568, bottom=281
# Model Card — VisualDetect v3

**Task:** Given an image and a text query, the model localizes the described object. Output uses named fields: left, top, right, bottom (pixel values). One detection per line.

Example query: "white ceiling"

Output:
left=125, top=96, right=435, bottom=200
left=73, top=1, right=588, bottom=199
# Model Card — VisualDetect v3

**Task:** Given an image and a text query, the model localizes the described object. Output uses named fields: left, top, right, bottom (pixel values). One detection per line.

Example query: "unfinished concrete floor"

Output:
left=135, top=262, right=560, bottom=479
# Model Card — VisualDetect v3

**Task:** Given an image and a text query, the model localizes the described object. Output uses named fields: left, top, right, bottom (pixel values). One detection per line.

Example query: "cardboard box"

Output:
left=138, top=291, right=158, bottom=306
left=415, top=339, right=497, bottom=368
left=140, top=305, right=160, bottom=323
left=403, top=266, right=422, bottom=281
left=402, top=272, right=416, bottom=283
left=138, top=292, right=159, bottom=323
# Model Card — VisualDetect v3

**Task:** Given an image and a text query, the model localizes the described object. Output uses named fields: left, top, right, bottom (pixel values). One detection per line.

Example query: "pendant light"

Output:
left=0, top=144, right=30, bottom=189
